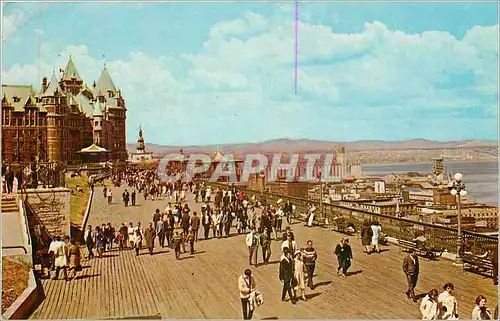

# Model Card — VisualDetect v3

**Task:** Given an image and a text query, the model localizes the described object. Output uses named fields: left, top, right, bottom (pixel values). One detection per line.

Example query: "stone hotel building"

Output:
left=1, top=57, right=127, bottom=166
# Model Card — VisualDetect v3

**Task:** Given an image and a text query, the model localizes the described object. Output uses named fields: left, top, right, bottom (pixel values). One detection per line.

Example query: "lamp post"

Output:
left=317, top=169, right=323, bottom=219
left=450, top=172, right=467, bottom=264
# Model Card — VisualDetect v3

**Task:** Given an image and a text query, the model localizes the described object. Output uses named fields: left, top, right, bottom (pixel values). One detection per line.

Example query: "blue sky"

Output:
left=2, top=1, right=498, bottom=145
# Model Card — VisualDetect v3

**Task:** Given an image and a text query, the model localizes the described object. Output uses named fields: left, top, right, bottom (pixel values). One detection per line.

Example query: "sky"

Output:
left=1, top=1, right=499, bottom=146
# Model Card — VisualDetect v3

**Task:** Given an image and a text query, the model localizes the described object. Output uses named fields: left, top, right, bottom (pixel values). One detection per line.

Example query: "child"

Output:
left=186, top=228, right=195, bottom=254
left=173, top=232, right=183, bottom=260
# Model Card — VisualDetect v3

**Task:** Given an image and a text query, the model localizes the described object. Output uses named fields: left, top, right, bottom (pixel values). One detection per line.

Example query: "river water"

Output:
left=362, top=161, right=498, bottom=206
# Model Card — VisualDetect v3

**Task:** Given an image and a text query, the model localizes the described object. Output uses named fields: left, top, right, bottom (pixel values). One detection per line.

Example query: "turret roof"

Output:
left=62, top=56, right=83, bottom=81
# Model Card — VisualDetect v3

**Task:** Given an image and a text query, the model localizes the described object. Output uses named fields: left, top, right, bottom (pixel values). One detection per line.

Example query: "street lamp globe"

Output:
left=450, top=189, right=458, bottom=196
left=459, top=189, right=467, bottom=196
left=454, top=173, right=463, bottom=182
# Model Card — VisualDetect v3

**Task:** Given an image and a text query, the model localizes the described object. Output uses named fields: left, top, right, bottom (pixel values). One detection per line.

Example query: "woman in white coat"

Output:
left=293, top=251, right=307, bottom=301
left=420, top=289, right=440, bottom=320
left=438, top=283, right=458, bottom=320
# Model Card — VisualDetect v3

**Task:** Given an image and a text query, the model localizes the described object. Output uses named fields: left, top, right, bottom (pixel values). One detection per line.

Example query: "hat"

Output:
left=277, top=198, right=283, bottom=204
left=294, top=250, right=301, bottom=257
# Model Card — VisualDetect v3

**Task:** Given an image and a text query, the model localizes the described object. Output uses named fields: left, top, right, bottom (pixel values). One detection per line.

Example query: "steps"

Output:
left=1, top=197, right=19, bottom=214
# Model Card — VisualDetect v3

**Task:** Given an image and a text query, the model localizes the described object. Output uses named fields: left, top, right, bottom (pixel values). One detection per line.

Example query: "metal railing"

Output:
left=208, top=182, right=498, bottom=256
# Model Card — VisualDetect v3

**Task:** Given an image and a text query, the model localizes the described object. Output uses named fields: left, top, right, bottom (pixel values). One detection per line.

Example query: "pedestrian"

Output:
left=187, top=228, right=195, bottom=254
left=246, top=228, right=258, bottom=266
left=153, top=209, right=161, bottom=226
left=95, top=227, right=106, bottom=258
left=123, top=189, right=130, bottom=207
left=131, top=190, right=136, bottom=206
left=260, top=228, right=271, bottom=264
left=361, top=220, right=373, bottom=254
left=67, top=238, right=82, bottom=281
left=279, top=248, right=296, bottom=304
left=281, top=233, right=298, bottom=254
left=134, top=227, right=143, bottom=256
left=173, top=231, right=182, bottom=260
left=334, top=239, right=343, bottom=274
left=202, top=209, right=212, bottom=240
left=156, top=218, right=165, bottom=248
left=238, top=269, right=256, bottom=320
left=339, top=237, right=353, bottom=277
left=119, top=223, right=128, bottom=250
left=438, top=283, right=458, bottom=320
left=371, top=221, right=382, bottom=253
left=145, top=222, right=156, bottom=255
left=52, top=236, right=68, bottom=280
left=403, top=248, right=419, bottom=302
left=303, top=240, right=317, bottom=289
left=5, top=166, right=14, bottom=194
left=293, top=251, right=307, bottom=301
left=84, top=225, right=94, bottom=260
left=472, top=295, right=492, bottom=320
left=103, top=185, right=107, bottom=199
left=190, top=211, right=200, bottom=242
left=420, top=289, right=440, bottom=320
left=127, top=222, right=135, bottom=249
left=107, top=189, right=113, bottom=204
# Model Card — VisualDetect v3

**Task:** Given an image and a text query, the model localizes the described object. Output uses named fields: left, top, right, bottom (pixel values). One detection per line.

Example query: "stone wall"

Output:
left=23, top=188, right=71, bottom=237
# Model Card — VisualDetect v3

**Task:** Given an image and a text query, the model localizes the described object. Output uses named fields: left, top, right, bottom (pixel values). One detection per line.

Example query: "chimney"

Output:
left=42, top=77, right=48, bottom=93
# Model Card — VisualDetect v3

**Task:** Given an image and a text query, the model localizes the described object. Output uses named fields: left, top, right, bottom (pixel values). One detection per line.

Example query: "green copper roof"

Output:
left=62, top=56, right=83, bottom=81
left=95, top=65, right=116, bottom=94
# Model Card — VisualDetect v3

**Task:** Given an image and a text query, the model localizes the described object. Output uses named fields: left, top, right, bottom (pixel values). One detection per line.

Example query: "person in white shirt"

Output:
left=238, top=269, right=256, bottom=320
left=438, top=283, right=458, bottom=320
left=246, top=228, right=258, bottom=266
left=52, top=236, right=68, bottom=280
left=420, top=289, right=440, bottom=320
left=472, top=295, right=493, bottom=320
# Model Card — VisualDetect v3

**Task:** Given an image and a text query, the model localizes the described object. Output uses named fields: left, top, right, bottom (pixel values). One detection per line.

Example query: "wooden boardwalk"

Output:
left=30, top=185, right=498, bottom=319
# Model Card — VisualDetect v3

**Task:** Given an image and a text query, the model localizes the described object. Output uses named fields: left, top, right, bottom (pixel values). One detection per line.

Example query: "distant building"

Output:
left=337, top=199, right=417, bottom=217
left=128, top=127, right=155, bottom=165
left=2, top=57, right=127, bottom=166
left=374, top=181, right=386, bottom=193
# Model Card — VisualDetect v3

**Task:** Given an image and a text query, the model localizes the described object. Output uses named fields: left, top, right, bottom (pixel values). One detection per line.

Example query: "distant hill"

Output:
left=127, top=138, right=498, bottom=155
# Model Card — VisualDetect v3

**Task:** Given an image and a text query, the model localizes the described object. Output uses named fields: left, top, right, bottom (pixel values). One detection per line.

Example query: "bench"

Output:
left=398, top=239, right=443, bottom=259
left=462, top=252, right=494, bottom=278
left=398, top=239, right=421, bottom=254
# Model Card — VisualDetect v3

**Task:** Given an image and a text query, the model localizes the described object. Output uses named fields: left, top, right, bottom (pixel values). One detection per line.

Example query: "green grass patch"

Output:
left=67, top=175, right=91, bottom=227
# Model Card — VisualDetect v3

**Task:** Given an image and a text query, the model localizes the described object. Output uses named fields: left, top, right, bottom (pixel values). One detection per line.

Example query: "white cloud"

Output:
left=2, top=10, right=24, bottom=40
left=2, top=12, right=498, bottom=144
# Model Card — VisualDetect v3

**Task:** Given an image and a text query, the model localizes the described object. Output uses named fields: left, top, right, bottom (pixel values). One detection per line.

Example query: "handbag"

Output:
left=291, top=277, right=298, bottom=288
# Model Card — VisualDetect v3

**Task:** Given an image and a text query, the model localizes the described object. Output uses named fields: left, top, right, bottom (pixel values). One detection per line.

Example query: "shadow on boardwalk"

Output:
left=30, top=186, right=498, bottom=319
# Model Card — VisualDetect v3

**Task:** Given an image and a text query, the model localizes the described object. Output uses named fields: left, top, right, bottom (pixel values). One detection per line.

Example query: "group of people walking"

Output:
left=40, top=236, right=82, bottom=281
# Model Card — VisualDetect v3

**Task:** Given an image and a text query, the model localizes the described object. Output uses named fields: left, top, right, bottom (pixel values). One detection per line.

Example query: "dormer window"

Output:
left=108, top=91, right=114, bottom=98
left=13, top=96, right=20, bottom=103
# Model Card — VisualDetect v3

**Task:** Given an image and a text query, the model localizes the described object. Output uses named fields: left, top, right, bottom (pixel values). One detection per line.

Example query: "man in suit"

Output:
left=5, top=166, right=14, bottom=194
left=279, top=247, right=296, bottom=304
left=402, top=248, right=419, bottom=302
left=190, top=211, right=201, bottom=242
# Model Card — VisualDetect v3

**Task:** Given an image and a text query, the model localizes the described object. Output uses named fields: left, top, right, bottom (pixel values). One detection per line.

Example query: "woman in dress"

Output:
left=293, top=251, right=307, bottom=301
left=371, top=221, right=382, bottom=253
left=360, top=220, right=373, bottom=254
left=438, top=283, right=458, bottom=320
left=420, top=289, right=440, bottom=320
left=472, top=295, right=493, bottom=320
left=67, top=238, right=81, bottom=280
